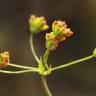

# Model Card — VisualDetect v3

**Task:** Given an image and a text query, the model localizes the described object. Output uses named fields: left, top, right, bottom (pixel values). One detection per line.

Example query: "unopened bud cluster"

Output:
left=0, top=52, right=9, bottom=68
left=46, top=21, right=73, bottom=50
left=29, top=15, right=49, bottom=33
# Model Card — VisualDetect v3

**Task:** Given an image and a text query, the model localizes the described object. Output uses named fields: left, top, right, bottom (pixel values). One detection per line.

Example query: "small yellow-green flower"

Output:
left=46, top=20, right=73, bottom=50
left=46, top=32, right=59, bottom=50
left=0, top=52, right=9, bottom=68
left=52, top=21, right=67, bottom=35
left=29, top=15, right=49, bottom=33
left=52, top=21, right=73, bottom=37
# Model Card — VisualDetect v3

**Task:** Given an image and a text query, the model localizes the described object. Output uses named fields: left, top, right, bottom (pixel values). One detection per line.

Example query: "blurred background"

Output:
left=0, top=0, right=96, bottom=96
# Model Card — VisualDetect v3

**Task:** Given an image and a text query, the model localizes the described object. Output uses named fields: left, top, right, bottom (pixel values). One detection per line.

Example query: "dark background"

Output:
left=0, top=0, right=96, bottom=96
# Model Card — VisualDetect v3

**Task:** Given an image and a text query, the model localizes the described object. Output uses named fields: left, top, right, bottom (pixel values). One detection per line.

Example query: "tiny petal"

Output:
left=41, top=25, right=49, bottom=30
left=63, top=28, right=73, bottom=37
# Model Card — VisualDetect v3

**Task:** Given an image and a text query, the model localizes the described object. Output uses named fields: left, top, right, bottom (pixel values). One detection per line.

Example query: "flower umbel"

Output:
left=29, top=15, right=49, bottom=33
left=46, top=20, right=73, bottom=50
left=0, top=52, right=9, bottom=68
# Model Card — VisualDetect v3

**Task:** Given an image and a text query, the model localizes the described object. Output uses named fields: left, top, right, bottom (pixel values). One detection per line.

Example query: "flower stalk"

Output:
left=0, top=69, right=37, bottom=74
left=30, top=33, right=40, bottom=63
left=51, top=55, right=94, bottom=71
left=8, top=63, right=38, bottom=71
left=41, top=76, right=52, bottom=96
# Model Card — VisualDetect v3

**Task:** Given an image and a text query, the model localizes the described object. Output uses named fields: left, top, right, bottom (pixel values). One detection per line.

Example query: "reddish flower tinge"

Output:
left=0, top=52, right=9, bottom=68
left=46, top=20, right=73, bottom=50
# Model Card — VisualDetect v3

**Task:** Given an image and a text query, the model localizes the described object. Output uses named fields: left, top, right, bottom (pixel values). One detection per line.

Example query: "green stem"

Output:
left=43, top=48, right=50, bottom=63
left=30, top=33, right=40, bottom=63
left=8, top=63, right=38, bottom=71
left=0, top=69, right=37, bottom=74
left=51, top=55, right=94, bottom=71
left=29, top=33, right=52, bottom=95
left=41, top=76, right=52, bottom=96
left=43, top=48, right=50, bottom=69
left=40, top=49, right=52, bottom=96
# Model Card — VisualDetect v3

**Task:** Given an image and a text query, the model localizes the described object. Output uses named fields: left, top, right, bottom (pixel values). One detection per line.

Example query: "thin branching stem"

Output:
left=30, top=33, right=40, bottom=63
left=8, top=63, right=38, bottom=71
left=41, top=49, right=52, bottom=96
left=43, top=48, right=50, bottom=63
left=43, top=48, right=50, bottom=69
left=41, top=76, right=52, bottom=96
left=0, top=69, right=37, bottom=74
left=51, top=55, right=94, bottom=71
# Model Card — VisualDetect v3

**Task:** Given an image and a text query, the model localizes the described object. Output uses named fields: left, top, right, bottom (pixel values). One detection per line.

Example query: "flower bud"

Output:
left=0, top=52, right=9, bottom=68
left=52, top=21, right=73, bottom=37
left=45, top=32, right=59, bottom=50
left=29, top=15, right=49, bottom=33
left=52, top=21, right=67, bottom=35
left=45, top=20, right=73, bottom=50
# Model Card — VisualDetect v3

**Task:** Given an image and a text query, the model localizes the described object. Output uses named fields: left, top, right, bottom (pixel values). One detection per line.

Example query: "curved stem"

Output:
left=8, top=63, right=38, bottom=71
left=43, top=48, right=50, bottom=63
left=30, top=33, right=40, bottom=63
left=41, top=76, right=52, bottom=96
left=43, top=48, right=50, bottom=69
left=0, top=69, right=37, bottom=74
left=51, top=55, right=94, bottom=71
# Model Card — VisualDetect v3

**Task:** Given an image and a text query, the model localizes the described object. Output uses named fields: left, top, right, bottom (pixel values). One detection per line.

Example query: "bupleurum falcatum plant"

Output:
left=0, top=15, right=96, bottom=96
